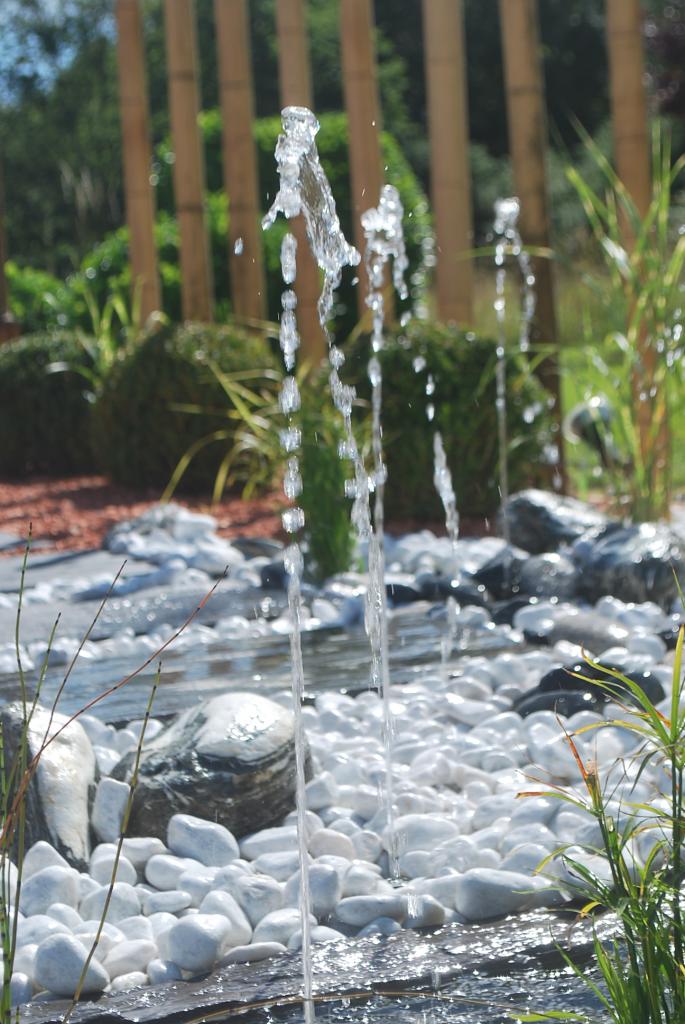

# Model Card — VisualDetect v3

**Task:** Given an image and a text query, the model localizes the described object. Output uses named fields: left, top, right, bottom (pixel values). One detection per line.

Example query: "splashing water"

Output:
left=361, top=183, right=408, bottom=881
left=492, top=198, right=516, bottom=544
left=433, top=433, right=458, bottom=547
left=271, top=230, right=314, bottom=1023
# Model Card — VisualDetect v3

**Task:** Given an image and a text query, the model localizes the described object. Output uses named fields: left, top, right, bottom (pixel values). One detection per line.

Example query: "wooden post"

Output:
left=422, top=0, right=473, bottom=325
left=340, top=0, right=384, bottom=317
left=115, top=0, right=161, bottom=321
left=0, top=161, right=20, bottom=344
left=274, top=0, right=325, bottom=364
left=164, top=0, right=214, bottom=321
left=605, top=0, right=651, bottom=220
left=499, top=0, right=564, bottom=483
left=215, top=0, right=266, bottom=322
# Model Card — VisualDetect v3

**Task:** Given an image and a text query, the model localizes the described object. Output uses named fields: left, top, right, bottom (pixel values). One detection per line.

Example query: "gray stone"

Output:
left=518, top=553, right=578, bottom=599
left=501, top=489, right=608, bottom=555
left=112, top=693, right=307, bottom=841
left=0, top=702, right=95, bottom=870
left=33, top=933, right=109, bottom=996
left=573, top=522, right=685, bottom=608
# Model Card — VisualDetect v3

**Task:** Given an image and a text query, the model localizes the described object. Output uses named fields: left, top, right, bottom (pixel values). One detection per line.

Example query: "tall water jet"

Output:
left=361, top=184, right=408, bottom=880
left=273, top=230, right=315, bottom=1024
left=263, top=107, right=360, bottom=1019
left=493, top=197, right=519, bottom=543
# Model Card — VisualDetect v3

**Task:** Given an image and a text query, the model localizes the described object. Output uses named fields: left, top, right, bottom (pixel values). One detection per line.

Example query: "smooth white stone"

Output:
left=90, top=853, right=138, bottom=887
left=142, top=890, right=192, bottom=915
left=120, top=837, right=167, bottom=874
left=13, top=942, right=37, bottom=977
left=443, top=693, right=500, bottom=726
left=34, top=934, right=109, bottom=996
left=430, top=837, right=478, bottom=875
left=351, top=830, right=382, bottom=862
left=103, top=939, right=158, bottom=979
left=341, top=863, right=382, bottom=897
left=221, top=941, right=287, bottom=965
left=80, top=882, right=140, bottom=923
left=327, top=817, right=361, bottom=837
left=165, top=914, right=234, bottom=973
left=500, top=844, right=550, bottom=875
left=117, top=915, right=154, bottom=941
left=411, top=875, right=462, bottom=909
left=17, top=914, right=70, bottom=947
left=22, top=843, right=69, bottom=879
left=93, top=745, right=122, bottom=776
left=455, top=868, right=553, bottom=921
left=109, top=970, right=148, bottom=992
left=147, top=912, right=178, bottom=937
left=288, top=925, right=344, bottom=949
left=177, top=869, right=218, bottom=907
left=252, top=851, right=304, bottom=882
left=147, top=958, right=183, bottom=984
left=167, top=814, right=240, bottom=867
left=92, top=778, right=130, bottom=843
left=73, top=922, right=124, bottom=958
left=308, top=829, right=355, bottom=860
left=46, top=902, right=82, bottom=929
left=469, top=795, right=516, bottom=832
left=252, top=908, right=316, bottom=946
left=499, top=824, right=557, bottom=855
left=234, top=875, right=284, bottom=927
left=335, top=895, right=407, bottom=927
left=20, top=866, right=79, bottom=916
left=305, top=773, right=339, bottom=811
left=285, top=863, right=341, bottom=918
left=239, top=826, right=299, bottom=860
left=199, top=891, right=252, bottom=946
left=145, top=854, right=199, bottom=891
left=10, top=972, right=32, bottom=1007
left=398, top=851, right=433, bottom=879
left=510, top=797, right=558, bottom=827
left=405, top=894, right=445, bottom=928
left=336, top=785, right=379, bottom=819
left=357, top=916, right=402, bottom=937
left=388, top=814, right=459, bottom=853
left=79, top=874, right=101, bottom=901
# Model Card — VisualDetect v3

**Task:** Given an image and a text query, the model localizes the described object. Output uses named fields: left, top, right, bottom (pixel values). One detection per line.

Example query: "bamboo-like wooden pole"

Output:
left=274, top=0, right=325, bottom=363
left=215, top=0, right=266, bottom=322
left=164, top=0, right=214, bottom=321
left=115, top=0, right=162, bottom=321
left=422, top=0, right=473, bottom=325
left=499, top=0, right=564, bottom=482
left=605, top=0, right=651, bottom=219
left=340, top=0, right=384, bottom=317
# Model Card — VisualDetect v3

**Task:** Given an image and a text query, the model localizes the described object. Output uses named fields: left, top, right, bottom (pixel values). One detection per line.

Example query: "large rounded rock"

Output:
left=501, top=490, right=608, bottom=555
left=0, top=702, right=96, bottom=870
left=572, top=522, right=685, bottom=608
left=112, top=693, right=307, bottom=841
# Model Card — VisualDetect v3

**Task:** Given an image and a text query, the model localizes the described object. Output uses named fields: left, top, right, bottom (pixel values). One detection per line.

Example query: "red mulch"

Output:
left=0, top=475, right=284, bottom=554
left=0, top=475, right=493, bottom=556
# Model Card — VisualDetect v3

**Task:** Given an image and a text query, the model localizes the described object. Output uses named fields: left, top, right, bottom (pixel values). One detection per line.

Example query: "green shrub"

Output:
left=92, top=322, right=278, bottom=490
left=6, top=262, right=87, bottom=334
left=298, top=375, right=356, bottom=582
left=352, top=321, right=553, bottom=521
left=0, top=332, right=96, bottom=476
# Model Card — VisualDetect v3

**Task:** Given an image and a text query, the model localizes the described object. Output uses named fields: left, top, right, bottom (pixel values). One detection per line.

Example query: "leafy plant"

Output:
left=348, top=320, right=553, bottom=521
left=565, top=125, right=685, bottom=521
left=92, top=321, right=279, bottom=490
left=0, top=331, right=97, bottom=477
left=524, top=629, right=685, bottom=1023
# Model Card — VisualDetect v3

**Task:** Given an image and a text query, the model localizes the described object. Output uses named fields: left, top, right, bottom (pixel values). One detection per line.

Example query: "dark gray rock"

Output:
left=514, top=688, right=601, bottom=718
left=521, top=608, right=629, bottom=654
left=385, top=574, right=422, bottom=605
left=472, top=545, right=528, bottom=600
left=416, top=573, right=490, bottom=607
left=572, top=521, right=685, bottom=608
left=491, top=596, right=532, bottom=625
left=232, top=537, right=283, bottom=559
left=538, top=662, right=665, bottom=706
left=260, top=560, right=288, bottom=590
left=111, top=692, right=306, bottom=841
left=501, top=489, right=609, bottom=555
left=0, top=702, right=95, bottom=870
left=518, top=553, right=578, bottom=599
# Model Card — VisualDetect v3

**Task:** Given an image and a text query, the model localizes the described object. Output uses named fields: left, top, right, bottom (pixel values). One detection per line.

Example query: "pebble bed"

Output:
left=2, top=505, right=683, bottom=1006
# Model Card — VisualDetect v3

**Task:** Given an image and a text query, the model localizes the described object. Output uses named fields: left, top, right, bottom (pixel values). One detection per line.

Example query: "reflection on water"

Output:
left=0, top=608, right=516, bottom=723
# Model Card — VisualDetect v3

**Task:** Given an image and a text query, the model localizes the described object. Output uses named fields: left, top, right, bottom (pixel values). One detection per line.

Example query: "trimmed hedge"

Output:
left=352, top=321, right=553, bottom=521
left=0, top=332, right=96, bottom=476
left=92, top=322, right=278, bottom=490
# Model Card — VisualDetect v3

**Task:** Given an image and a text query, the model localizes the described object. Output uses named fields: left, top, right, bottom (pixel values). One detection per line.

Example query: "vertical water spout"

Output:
left=361, top=184, right=408, bottom=881
left=493, top=197, right=520, bottom=545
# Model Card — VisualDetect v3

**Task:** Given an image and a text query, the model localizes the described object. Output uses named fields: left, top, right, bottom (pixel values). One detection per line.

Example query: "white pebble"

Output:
left=80, top=882, right=140, bottom=923
left=221, top=941, right=287, bottom=964
left=252, top=908, right=316, bottom=946
left=167, top=814, right=239, bottom=867
left=92, top=778, right=130, bottom=843
left=234, top=875, right=283, bottom=926
left=108, top=970, right=148, bottom=992
left=309, top=829, right=355, bottom=860
left=165, top=914, right=234, bottom=973
left=335, top=894, right=407, bottom=927
left=240, top=827, right=299, bottom=860
left=90, top=853, right=137, bottom=887
left=34, top=933, right=109, bottom=996
left=20, top=866, right=79, bottom=916
left=198, top=891, right=252, bottom=946
left=145, top=854, right=199, bottom=891
left=120, top=838, right=167, bottom=874
left=147, top=958, right=183, bottom=984
left=22, top=843, right=69, bottom=879
left=46, top=902, right=83, bottom=929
